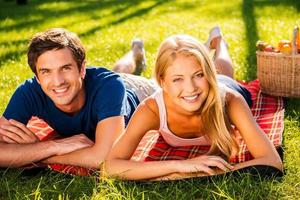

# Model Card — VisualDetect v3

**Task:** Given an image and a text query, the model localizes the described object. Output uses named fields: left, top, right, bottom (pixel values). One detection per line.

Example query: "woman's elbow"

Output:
left=272, top=156, right=283, bottom=171
left=264, top=153, right=283, bottom=171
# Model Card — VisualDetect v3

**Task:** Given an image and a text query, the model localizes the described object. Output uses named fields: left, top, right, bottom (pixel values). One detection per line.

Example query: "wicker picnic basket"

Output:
left=256, top=31, right=300, bottom=97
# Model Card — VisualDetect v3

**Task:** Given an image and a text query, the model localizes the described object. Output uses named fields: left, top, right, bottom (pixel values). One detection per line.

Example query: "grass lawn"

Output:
left=0, top=0, right=300, bottom=199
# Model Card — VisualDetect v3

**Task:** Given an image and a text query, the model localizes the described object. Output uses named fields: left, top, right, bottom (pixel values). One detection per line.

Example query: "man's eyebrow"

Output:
left=38, top=63, right=72, bottom=71
left=60, top=63, right=72, bottom=68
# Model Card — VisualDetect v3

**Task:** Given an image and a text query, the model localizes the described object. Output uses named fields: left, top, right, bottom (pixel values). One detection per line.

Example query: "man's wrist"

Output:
left=44, top=140, right=62, bottom=156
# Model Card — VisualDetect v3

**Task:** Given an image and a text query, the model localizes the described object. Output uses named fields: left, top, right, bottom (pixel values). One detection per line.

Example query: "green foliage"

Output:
left=0, top=0, right=300, bottom=199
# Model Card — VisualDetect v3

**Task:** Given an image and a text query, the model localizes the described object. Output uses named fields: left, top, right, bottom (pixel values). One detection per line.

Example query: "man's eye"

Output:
left=62, top=66, right=71, bottom=71
left=40, top=70, right=49, bottom=75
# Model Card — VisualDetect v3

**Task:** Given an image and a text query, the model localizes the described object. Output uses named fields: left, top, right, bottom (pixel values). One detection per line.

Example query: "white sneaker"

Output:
left=131, top=39, right=146, bottom=75
left=204, top=26, right=222, bottom=50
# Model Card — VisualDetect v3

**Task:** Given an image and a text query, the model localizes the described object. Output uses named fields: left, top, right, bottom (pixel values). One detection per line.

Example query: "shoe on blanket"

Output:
left=204, top=26, right=223, bottom=50
left=132, top=39, right=147, bottom=75
left=112, top=39, right=146, bottom=75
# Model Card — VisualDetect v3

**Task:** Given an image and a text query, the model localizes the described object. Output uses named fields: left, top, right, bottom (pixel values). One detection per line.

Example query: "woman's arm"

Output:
left=104, top=98, right=175, bottom=180
left=226, top=90, right=283, bottom=171
left=104, top=98, right=233, bottom=180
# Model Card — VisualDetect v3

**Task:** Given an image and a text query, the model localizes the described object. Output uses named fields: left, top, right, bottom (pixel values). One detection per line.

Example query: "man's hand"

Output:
left=0, top=119, right=39, bottom=144
left=52, top=134, right=94, bottom=156
left=41, top=116, right=124, bottom=168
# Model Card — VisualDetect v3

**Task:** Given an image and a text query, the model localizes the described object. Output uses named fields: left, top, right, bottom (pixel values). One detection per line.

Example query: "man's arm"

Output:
left=0, top=116, right=93, bottom=168
left=42, top=116, right=125, bottom=169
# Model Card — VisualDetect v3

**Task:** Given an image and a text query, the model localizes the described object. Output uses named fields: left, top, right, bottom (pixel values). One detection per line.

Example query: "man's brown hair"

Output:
left=27, top=28, right=86, bottom=74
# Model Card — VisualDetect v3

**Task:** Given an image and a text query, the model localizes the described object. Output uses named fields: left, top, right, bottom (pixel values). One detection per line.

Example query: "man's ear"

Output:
left=80, top=61, right=86, bottom=79
left=35, top=74, right=41, bottom=84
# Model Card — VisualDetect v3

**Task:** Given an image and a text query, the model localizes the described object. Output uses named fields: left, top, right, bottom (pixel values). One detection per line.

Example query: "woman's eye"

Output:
left=195, top=73, right=204, bottom=78
left=173, top=78, right=182, bottom=82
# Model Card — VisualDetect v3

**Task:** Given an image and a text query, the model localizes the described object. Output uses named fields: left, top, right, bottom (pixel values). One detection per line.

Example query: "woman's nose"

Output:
left=184, top=79, right=197, bottom=93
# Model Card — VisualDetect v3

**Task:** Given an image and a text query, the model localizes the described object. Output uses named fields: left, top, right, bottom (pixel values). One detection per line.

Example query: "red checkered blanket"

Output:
left=27, top=79, right=284, bottom=176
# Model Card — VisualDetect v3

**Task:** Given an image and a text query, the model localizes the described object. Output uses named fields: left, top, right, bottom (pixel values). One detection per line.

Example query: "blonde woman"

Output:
left=104, top=27, right=283, bottom=180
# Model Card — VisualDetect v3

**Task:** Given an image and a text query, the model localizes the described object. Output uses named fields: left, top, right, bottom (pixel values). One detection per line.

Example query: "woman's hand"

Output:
left=175, top=155, right=234, bottom=175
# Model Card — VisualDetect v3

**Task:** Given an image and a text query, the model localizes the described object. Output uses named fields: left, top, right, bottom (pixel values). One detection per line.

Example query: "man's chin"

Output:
left=52, top=99, right=72, bottom=108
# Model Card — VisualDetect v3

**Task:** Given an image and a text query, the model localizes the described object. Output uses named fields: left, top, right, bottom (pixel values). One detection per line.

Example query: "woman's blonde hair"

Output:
left=154, top=34, right=238, bottom=159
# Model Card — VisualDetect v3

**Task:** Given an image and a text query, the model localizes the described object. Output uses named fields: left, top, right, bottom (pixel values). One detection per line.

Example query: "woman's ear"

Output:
left=159, top=77, right=166, bottom=89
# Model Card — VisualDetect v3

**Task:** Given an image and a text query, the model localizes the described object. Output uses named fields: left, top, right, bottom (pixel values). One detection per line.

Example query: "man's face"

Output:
left=35, top=47, right=86, bottom=114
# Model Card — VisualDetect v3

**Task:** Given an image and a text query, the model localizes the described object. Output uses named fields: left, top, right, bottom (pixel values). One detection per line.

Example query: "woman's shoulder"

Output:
left=224, top=86, right=247, bottom=106
left=138, top=96, right=159, bottom=116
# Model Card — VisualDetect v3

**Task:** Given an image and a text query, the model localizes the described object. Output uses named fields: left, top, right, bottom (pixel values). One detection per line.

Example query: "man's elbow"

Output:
left=89, top=153, right=106, bottom=169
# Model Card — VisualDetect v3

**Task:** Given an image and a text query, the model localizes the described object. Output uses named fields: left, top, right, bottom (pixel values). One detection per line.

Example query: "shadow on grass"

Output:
left=241, top=0, right=300, bottom=80
left=0, top=49, right=26, bottom=66
left=0, top=0, right=171, bottom=68
left=256, top=0, right=300, bottom=12
left=242, top=0, right=300, bottom=119
left=285, top=99, right=300, bottom=121
left=0, top=168, right=96, bottom=199
left=79, top=0, right=171, bottom=38
left=0, top=38, right=28, bottom=66
left=242, top=0, right=258, bottom=80
left=97, top=169, right=281, bottom=199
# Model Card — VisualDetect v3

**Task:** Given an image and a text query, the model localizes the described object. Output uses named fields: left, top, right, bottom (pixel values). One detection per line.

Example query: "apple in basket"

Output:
left=264, top=45, right=275, bottom=52
left=256, top=40, right=277, bottom=52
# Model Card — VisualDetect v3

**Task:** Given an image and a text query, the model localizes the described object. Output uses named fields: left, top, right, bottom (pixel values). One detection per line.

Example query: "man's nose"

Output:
left=52, top=72, right=65, bottom=86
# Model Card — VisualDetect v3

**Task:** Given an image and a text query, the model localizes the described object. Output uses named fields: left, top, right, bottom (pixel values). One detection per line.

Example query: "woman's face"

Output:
left=161, top=54, right=210, bottom=114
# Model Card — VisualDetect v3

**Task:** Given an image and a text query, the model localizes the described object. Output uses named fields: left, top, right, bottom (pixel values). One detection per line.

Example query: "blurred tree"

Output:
left=16, top=0, right=27, bottom=5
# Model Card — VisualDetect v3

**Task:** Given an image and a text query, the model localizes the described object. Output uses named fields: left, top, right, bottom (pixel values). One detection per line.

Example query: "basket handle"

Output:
left=291, top=26, right=298, bottom=95
left=292, top=26, right=298, bottom=55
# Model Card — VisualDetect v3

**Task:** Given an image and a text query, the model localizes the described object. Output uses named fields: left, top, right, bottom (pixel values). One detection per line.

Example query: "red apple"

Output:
left=264, top=45, right=274, bottom=52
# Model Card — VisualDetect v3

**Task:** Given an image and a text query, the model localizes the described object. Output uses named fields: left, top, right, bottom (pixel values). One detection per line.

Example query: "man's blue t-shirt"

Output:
left=3, top=67, right=139, bottom=140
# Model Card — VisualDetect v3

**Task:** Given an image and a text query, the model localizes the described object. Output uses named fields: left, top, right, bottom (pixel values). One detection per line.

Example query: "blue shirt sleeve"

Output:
left=3, top=81, right=35, bottom=124
left=93, top=75, right=128, bottom=122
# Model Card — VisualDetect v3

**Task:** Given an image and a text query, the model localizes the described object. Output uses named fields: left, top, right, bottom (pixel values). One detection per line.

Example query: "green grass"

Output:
left=0, top=0, right=300, bottom=199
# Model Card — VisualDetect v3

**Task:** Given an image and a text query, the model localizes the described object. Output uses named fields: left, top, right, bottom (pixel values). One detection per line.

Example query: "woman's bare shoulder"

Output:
left=224, top=87, right=244, bottom=104
left=139, top=96, right=159, bottom=116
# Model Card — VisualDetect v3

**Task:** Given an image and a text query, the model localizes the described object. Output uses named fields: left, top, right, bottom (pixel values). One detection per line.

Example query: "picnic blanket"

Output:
left=27, top=79, right=285, bottom=176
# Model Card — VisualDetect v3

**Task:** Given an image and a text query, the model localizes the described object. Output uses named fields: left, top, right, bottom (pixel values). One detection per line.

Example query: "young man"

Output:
left=0, top=28, right=157, bottom=169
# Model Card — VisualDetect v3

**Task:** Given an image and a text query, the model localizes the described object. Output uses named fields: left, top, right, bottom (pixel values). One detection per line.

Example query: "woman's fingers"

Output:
left=186, top=155, right=234, bottom=174
left=196, top=164, right=215, bottom=175
left=208, top=156, right=234, bottom=171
